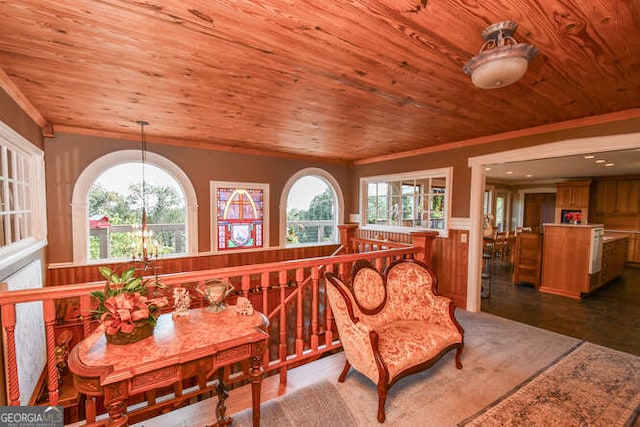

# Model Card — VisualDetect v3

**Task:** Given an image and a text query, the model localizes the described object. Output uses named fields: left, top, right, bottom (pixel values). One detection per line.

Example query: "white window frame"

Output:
left=0, top=121, right=47, bottom=272
left=71, top=150, right=198, bottom=264
left=280, top=167, right=344, bottom=247
left=210, top=181, right=270, bottom=253
left=359, top=167, right=452, bottom=237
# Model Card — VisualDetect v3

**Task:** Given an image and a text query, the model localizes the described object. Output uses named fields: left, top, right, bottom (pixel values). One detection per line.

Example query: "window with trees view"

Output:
left=361, top=168, right=451, bottom=234
left=88, top=163, right=186, bottom=260
left=286, top=175, right=338, bottom=246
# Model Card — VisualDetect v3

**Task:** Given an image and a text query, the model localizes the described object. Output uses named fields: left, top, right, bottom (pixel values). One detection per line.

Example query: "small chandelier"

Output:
left=131, top=120, right=158, bottom=270
left=463, top=21, right=538, bottom=89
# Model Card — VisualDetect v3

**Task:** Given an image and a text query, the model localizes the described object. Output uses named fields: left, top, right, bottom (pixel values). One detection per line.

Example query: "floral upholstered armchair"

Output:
left=324, top=258, right=464, bottom=423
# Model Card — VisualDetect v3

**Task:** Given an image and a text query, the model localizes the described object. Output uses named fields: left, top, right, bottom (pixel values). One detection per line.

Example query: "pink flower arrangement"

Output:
left=564, top=212, right=583, bottom=223
left=92, top=266, right=168, bottom=336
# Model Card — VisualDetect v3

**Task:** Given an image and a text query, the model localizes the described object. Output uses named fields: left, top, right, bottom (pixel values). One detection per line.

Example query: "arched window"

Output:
left=281, top=168, right=343, bottom=247
left=72, top=150, right=198, bottom=263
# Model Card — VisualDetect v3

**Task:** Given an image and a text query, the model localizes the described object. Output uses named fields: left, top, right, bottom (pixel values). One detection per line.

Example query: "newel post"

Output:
left=410, top=231, right=439, bottom=266
left=338, top=224, right=358, bottom=254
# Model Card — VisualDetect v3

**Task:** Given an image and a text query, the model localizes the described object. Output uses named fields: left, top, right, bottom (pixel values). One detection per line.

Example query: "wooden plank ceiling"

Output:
left=0, top=0, right=639, bottom=162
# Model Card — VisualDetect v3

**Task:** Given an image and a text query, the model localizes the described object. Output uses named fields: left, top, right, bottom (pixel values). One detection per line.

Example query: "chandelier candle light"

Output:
left=131, top=120, right=159, bottom=269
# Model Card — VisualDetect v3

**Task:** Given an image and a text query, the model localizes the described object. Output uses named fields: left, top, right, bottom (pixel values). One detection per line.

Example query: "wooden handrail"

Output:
left=0, top=245, right=419, bottom=424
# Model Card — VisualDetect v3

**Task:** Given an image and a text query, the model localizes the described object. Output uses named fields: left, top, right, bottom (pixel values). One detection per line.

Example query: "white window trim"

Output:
left=72, top=150, right=198, bottom=264
left=359, top=167, right=452, bottom=238
left=210, top=181, right=270, bottom=253
left=0, top=121, right=47, bottom=272
left=279, top=167, right=344, bottom=247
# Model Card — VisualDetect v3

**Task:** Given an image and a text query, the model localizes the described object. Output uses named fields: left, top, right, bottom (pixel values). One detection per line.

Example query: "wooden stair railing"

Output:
left=0, top=245, right=421, bottom=425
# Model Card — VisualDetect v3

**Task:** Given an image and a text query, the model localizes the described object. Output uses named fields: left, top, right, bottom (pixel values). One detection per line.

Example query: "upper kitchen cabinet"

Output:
left=555, top=180, right=591, bottom=223
left=556, top=180, right=591, bottom=208
left=592, top=178, right=640, bottom=214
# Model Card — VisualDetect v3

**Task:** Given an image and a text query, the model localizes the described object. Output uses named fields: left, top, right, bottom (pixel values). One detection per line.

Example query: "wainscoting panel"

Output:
left=432, top=229, right=468, bottom=309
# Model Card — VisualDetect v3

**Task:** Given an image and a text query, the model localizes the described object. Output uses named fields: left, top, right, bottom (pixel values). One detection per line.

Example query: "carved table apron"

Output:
left=68, top=307, right=269, bottom=427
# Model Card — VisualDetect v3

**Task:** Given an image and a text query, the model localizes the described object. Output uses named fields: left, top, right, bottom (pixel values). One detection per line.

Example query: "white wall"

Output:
left=5, top=259, right=46, bottom=405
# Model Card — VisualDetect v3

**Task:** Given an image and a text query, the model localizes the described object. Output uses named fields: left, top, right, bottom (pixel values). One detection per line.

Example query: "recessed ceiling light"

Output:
left=525, top=174, right=533, bottom=178
left=584, top=155, right=595, bottom=159
left=605, top=163, right=614, bottom=167
left=485, top=167, right=492, bottom=171
left=506, top=171, right=514, bottom=174
left=595, top=159, right=606, bottom=163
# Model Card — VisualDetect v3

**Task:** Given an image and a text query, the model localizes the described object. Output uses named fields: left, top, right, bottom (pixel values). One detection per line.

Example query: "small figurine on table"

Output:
left=172, top=287, right=192, bottom=317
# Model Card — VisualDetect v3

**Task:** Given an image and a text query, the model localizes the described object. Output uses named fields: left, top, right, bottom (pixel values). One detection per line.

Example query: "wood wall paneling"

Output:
left=432, top=229, right=468, bottom=309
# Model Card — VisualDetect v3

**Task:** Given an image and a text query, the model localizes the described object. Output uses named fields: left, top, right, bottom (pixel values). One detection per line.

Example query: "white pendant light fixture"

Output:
left=463, top=21, right=538, bottom=89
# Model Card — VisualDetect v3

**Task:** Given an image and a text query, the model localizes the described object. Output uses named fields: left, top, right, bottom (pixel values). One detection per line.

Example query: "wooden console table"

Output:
left=68, top=306, right=268, bottom=427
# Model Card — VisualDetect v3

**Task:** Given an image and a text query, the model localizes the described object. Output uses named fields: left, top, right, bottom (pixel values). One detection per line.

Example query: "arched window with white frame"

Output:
left=72, top=150, right=198, bottom=264
left=281, top=168, right=343, bottom=247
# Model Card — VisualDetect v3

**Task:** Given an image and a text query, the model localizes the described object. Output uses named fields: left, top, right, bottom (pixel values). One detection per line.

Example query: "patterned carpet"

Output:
left=231, top=381, right=355, bottom=426
left=460, top=341, right=640, bottom=426
left=139, top=312, right=640, bottom=426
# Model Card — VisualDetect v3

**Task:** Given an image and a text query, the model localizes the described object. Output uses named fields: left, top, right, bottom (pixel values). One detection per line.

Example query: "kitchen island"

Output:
left=540, top=224, right=605, bottom=299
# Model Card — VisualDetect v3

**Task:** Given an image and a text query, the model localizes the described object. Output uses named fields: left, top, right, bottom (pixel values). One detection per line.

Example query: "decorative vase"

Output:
left=197, top=279, right=235, bottom=313
left=105, top=320, right=155, bottom=345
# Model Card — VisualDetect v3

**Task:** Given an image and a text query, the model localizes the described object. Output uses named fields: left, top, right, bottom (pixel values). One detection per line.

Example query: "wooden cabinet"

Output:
left=600, top=237, right=628, bottom=285
left=512, top=232, right=542, bottom=288
left=602, top=231, right=640, bottom=264
left=556, top=180, right=591, bottom=208
left=540, top=224, right=601, bottom=299
left=616, top=179, right=640, bottom=214
left=592, top=178, right=640, bottom=214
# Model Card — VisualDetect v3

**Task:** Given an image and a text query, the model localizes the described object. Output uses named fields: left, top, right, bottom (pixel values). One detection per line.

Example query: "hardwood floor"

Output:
left=481, top=260, right=640, bottom=356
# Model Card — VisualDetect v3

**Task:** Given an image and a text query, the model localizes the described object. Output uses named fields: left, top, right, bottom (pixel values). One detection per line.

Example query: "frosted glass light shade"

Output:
left=471, top=55, right=529, bottom=89
left=463, top=21, right=538, bottom=89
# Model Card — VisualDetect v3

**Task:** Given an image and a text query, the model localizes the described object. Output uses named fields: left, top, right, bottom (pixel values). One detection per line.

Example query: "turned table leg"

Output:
left=249, top=354, right=264, bottom=427
left=104, top=383, right=128, bottom=427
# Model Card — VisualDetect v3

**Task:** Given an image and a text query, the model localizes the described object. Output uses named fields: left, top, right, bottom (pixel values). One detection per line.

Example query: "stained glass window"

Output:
left=216, top=186, right=265, bottom=250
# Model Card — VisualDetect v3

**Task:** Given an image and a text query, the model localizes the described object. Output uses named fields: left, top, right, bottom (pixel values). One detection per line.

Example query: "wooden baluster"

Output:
left=278, top=270, right=287, bottom=384
left=241, top=274, right=250, bottom=299
left=78, top=293, right=96, bottom=423
left=295, top=268, right=304, bottom=356
left=85, top=397, right=97, bottom=424
left=1, top=303, right=20, bottom=405
left=79, top=294, right=93, bottom=338
left=310, top=266, right=319, bottom=351
left=338, top=261, right=348, bottom=282
left=260, top=272, right=270, bottom=365
left=44, top=300, right=59, bottom=405
left=374, top=257, right=384, bottom=272
left=322, top=267, right=334, bottom=346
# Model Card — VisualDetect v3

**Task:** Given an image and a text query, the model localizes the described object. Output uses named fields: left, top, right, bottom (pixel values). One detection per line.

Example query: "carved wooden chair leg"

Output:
left=377, top=384, right=388, bottom=423
left=455, top=345, right=464, bottom=369
left=338, top=360, right=351, bottom=382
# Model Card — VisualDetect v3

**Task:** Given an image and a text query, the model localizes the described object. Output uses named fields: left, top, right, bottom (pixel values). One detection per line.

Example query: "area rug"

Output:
left=459, top=341, right=640, bottom=427
left=230, top=380, right=356, bottom=427
left=135, top=312, right=638, bottom=427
